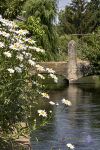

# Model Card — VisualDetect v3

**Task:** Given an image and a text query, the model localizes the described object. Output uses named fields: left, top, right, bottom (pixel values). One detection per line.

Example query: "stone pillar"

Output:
left=67, top=40, right=78, bottom=83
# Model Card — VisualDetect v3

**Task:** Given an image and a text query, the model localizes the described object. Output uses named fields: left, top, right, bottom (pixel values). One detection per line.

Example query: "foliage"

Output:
left=57, top=0, right=100, bottom=66
left=85, top=0, right=100, bottom=32
left=22, top=0, right=58, bottom=53
left=17, top=16, right=45, bottom=49
left=77, top=28, right=100, bottom=69
left=17, top=16, right=57, bottom=61
left=0, top=0, right=58, bottom=54
left=51, top=33, right=78, bottom=61
left=23, top=0, right=57, bottom=26
left=18, top=16, right=57, bottom=55
left=0, top=16, right=59, bottom=138
left=0, top=0, right=26, bottom=19
left=18, top=16, right=44, bottom=39
left=0, top=137, right=26, bottom=150
left=58, top=0, right=100, bottom=35
left=58, top=0, right=87, bottom=34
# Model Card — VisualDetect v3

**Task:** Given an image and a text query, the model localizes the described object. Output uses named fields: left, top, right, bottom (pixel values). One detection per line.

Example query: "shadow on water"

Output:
left=31, top=76, right=100, bottom=150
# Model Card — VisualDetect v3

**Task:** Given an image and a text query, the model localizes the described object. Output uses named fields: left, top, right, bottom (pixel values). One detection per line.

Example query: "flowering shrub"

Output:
left=0, top=16, right=58, bottom=138
left=0, top=16, right=74, bottom=150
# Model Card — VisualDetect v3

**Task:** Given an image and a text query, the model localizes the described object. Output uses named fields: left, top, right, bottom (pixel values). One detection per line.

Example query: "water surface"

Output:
left=31, top=81, right=100, bottom=150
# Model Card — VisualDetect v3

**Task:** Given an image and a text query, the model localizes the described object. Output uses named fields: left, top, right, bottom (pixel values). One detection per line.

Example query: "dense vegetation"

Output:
left=0, top=0, right=100, bottom=63
left=0, top=0, right=58, bottom=56
left=0, top=0, right=100, bottom=148
left=58, top=0, right=100, bottom=34
left=57, top=0, right=100, bottom=67
left=0, top=16, right=58, bottom=150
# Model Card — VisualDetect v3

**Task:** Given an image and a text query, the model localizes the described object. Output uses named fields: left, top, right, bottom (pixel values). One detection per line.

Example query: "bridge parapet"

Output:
left=30, top=60, right=95, bottom=83
left=37, top=62, right=68, bottom=77
left=30, top=40, right=97, bottom=83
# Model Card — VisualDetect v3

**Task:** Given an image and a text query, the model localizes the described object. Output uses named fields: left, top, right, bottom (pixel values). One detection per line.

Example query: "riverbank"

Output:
left=0, top=136, right=31, bottom=150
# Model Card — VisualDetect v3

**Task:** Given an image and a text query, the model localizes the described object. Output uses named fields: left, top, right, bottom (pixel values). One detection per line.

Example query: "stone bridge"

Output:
left=31, top=40, right=97, bottom=83
left=38, top=60, right=93, bottom=83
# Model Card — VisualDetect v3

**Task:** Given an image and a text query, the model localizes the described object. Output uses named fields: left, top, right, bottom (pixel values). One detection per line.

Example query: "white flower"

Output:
left=37, top=110, right=47, bottom=117
left=7, top=68, right=15, bottom=74
left=28, top=59, right=36, bottom=66
left=25, top=38, right=36, bottom=44
left=16, top=54, right=23, bottom=61
left=66, top=143, right=75, bottom=149
left=41, top=92, right=50, bottom=99
left=56, top=102, right=59, bottom=106
left=0, top=42, right=5, bottom=48
left=49, top=101, right=55, bottom=105
left=0, top=18, right=17, bottom=28
left=38, top=74, right=45, bottom=79
left=36, top=64, right=45, bottom=72
left=15, top=67, right=22, bottom=73
left=62, top=98, right=72, bottom=106
left=24, top=52, right=32, bottom=59
left=0, top=31, right=3, bottom=35
left=49, top=73, right=58, bottom=83
left=30, top=46, right=45, bottom=53
left=9, top=44, right=17, bottom=50
left=18, top=39, right=24, bottom=44
left=19, top=64, right=24, bottom=68
left=9, top=43, right=26, bottom=51
left=1, top=31, right=10, bottom=38
left=3, top=51, right=12, bottom=58
left=8, top=21, right=18, bottom=28
left=46, top=68, right=55, bottom=74
left=0, top=15, right=2, bottom=19
left=33, top=81, right=39, bottom=86
left=54, top=78, right=58, bottom=83
left=15, top=29, right=29, bottom=35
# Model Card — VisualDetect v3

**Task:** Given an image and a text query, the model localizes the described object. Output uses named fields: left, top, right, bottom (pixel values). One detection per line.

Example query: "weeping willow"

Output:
left=22, top=0, right=58, bottom=53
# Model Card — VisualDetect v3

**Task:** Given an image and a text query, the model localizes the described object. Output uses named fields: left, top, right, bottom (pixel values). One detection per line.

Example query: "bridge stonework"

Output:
left=37, top=62, right=68, bottom=77
left=37, top=60, right=92, bottom=83
left=31, top=40, right=94, bottom=83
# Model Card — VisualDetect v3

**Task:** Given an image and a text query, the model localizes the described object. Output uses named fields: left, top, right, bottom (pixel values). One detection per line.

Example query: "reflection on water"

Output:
left=31, top=83, right=100, bottom=150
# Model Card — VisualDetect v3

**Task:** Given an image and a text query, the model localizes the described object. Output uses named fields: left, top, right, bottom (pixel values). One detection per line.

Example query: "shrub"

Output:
left=0, top=16, right=58, bottom=138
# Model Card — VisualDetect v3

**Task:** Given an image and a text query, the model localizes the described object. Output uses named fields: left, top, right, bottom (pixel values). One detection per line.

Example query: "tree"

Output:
left=71, top=0, right=87, bottom=34
left=23, top=0, right=57, bottom=27
left=58, top=0, right=100, bottom=35
left=0, top=0, right=6, bottom=16
left=0, top=0, right=26, bottom=19
left=58, top=7, right=75, bottom=34
left=85, top=0, right=100, bottom=32
left=22, top=0, right=58, bottom=53
left=58, top=0, right=87, bottom=35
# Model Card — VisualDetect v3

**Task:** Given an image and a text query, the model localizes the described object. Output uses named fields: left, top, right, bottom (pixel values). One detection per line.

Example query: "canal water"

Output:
left=31, top=77, right=100, bottom=150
